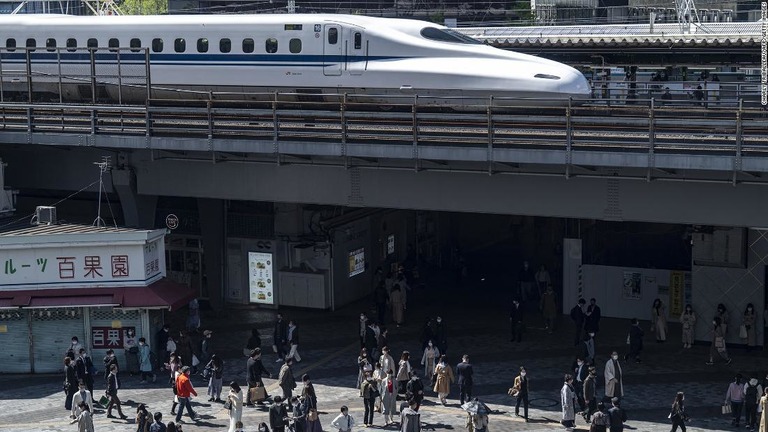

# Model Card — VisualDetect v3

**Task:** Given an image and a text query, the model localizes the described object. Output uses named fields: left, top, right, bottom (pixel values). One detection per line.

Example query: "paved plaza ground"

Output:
left=0, top=279, right=763, bottom=432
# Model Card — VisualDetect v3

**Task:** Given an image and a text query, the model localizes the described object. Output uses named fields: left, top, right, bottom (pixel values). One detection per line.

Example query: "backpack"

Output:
left=746, top=383, right=758, bottom=401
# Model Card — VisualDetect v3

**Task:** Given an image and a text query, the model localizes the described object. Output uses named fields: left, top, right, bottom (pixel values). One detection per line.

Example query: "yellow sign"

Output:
left=0, top=325, right=7, bottom=333
left=111, top=320, right=122, bottom=329
left=669, top=271, right=685, bottom=316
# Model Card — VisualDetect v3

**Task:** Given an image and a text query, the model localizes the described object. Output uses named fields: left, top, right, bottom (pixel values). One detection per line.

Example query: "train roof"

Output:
left=0, top=13, right=442, bottom=32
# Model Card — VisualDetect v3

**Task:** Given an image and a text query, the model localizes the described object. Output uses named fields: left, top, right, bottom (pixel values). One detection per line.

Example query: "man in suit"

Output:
left=570, top=298, right=587, bottom=346
left=246, top=348, right=272, bottom=406
left=106, top=364, right=127, bottom=419
left=274, top=313, right=288, bottom=363
left=456, top=354, right=474, bottom=405
left=573, top=356, right=588, bottom=414
left=510, top=298, right=524, bottom=343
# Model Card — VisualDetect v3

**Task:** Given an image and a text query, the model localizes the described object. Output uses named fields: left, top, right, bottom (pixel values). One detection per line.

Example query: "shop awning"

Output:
left=0, top=279, right=195, bottom=311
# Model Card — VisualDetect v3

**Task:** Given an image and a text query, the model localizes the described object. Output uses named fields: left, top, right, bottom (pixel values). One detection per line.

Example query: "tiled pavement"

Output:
left=1, top=278, right=765, bottom=432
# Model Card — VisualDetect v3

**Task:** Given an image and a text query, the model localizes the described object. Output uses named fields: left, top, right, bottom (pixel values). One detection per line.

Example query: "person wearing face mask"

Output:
left=139, top=337, right=157, bottom=384
left=433, top=355, right=454, bottom=405
left=604, top=352, right=623, bottom=401
left=679, top=305, right=696, bottom=349
left=583, top=367, right=598, bottom=422
left=359, top=313, right=369, bottom=348
left=573, top=357, right=588, bottom=414
left=381, top=371, right=398, bottom=425
left=434, top=316, right=448, bottom=355
left=512, top=366, right=530, bottom=422
left=561, top=374, right=578, bottom=431
left=707, top=316, right=731, bottom=366
left=421, top=340, right=440, bottom=386
left=742, top=303, right=757, bottom=351
left=379, top=347, right=396, bottom=376
left=103, top=349, right=119, bottom=389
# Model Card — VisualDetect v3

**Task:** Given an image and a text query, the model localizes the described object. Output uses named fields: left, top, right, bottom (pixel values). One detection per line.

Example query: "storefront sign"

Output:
left=165, top=214, right=179, bottom=230
left=248, top=252, right=274, bottom=304
left=0, top=233, right=166, bottom=290
left=92, top=326, right=135, bottom=349
left=349, top=248, right=365, bottom=277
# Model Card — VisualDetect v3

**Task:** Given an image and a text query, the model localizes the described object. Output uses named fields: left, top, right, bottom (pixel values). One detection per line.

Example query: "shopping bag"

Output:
left=192, top=354, right=200, bottom=367
left=250, top=385, right=267, bottom=402
left=739, top=325, right=748, bottom=339
left=99, top=395, right=110, bottom=406
left=722, top=404, right=732, bottom=415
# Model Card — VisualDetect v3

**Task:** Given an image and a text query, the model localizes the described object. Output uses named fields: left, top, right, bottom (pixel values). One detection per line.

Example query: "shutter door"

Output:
left=89, top=308, right=142, bottom=370
left=0, top=311, right=31, bottom=373
left=31, top=308, right=85, bottom=373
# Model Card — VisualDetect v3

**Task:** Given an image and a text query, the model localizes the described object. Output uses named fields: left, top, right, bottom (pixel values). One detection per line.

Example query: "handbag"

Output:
left=722, top=404, right=732, bottom=415
left=508, top=387, right=519, bottom=397
left=739, top=324, right=748, bottom=339
left=99, top=394, right=110, bottom=406
left=715, top=336, right=726, bottom=352
left=223, top=399, right=233, bottom=411
left=307, top=409, right=319, bottom=422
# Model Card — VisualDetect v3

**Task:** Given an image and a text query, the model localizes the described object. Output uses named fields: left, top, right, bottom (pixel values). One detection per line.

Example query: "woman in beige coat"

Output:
left=743, top=303, right=757, bottom=351
left=433, top=355, right=454, bottom=405
left=760, top=387, right=768, bottom=432
left=651, top=298, right=668, bottom=342
left=390, top=284, right=406, bottom=327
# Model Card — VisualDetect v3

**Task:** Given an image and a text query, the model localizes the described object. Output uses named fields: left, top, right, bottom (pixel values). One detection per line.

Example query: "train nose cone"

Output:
left=560, top=69, right=591, bottom=100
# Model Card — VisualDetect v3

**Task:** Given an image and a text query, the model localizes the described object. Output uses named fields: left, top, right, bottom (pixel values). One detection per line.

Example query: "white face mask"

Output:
left=612, top=355, right=619, bottom=360
left=520, top=372, right=526, bottom=377
left=428, top=343, right=433, bottom=347
left=588, top=333, right=595, bottom=337
left=577, top=361, right=584, bottom=366
left=437, top=319, right=442, bottom=323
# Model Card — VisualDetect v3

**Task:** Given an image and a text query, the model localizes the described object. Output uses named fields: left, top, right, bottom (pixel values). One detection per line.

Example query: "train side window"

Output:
left=152, top=38, right=163, bottom=53
left=242, top=38, right=254, bottom=53
left=130, top=38, right=141, bottom=52
left=87, top=38, right=98, bottom=50
left=219, top=38, right=231, bottom=53
left=265, top=38, right=278, bottom=54
left=354, top=32, right=362, bottom=49
left=174, top=38, right=186, bottom=53
left=5, top=38, right=16, bottom=51
left=289, top=38, right=301, bottom=54
left=108, top=38, right=119, bottom=51
left=328, top=28, right=338, bottom=44
left=197, top=38, right=208, bottom=53
left=66, top=38, right=77, bottom=52
left=26, top=38, right=36, bottom=52
left=46, top=38, right=57, bottom=52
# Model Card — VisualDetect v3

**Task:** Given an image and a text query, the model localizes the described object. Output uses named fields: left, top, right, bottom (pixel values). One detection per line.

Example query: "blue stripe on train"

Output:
left=0, top=52, right=406, bottom=63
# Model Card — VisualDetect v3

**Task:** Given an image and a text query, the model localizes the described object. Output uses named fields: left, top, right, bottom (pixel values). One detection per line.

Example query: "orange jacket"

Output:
left=176, top=373, right=197, bottom=398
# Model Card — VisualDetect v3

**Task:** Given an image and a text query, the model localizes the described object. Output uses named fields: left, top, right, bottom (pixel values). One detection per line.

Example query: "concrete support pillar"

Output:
left=198, top=198, right=225, bottom=311
left=112, top=168, right=157, bottom=228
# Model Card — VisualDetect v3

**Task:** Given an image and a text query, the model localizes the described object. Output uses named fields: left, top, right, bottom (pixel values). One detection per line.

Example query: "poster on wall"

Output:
left=622, top=271, right=642, bottom=300
left=387, top=235, right=395, bottom=255
left=669, top=271, right=686, bottom=316
left=248, top=252, right=274, bottom=304
left=349, top=248, right=365, bottom=277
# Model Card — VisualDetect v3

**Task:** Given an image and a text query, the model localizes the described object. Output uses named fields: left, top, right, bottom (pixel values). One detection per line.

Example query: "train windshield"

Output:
left=420, top=27, right=482, bottom=45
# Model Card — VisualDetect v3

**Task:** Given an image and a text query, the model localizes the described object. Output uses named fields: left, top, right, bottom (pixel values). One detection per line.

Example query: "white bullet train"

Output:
left=0, top=14, right=590, bottom=107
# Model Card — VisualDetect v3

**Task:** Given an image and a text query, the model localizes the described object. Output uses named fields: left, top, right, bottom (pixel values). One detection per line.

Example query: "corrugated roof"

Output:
left=0, top=223, right=155, bottom=237
left=458, top=21, right=763, bottom=46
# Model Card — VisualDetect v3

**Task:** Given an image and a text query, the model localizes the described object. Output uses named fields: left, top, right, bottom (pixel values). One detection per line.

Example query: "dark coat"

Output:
left=302, top=382, right=317, bottom=410
left=103, top=356, right=118, bottom=381
left=510, top=304, right=524, bottom=323
left=155, top=329, right=169, bottom=353
left=571, top=305, right=586, bottom=326
left=364, top=327, right=378, bottom=353
left=107, top=373, right=121, bottom=396
left=456, top=362, right=474, bottom=386
left=629, top=325, right=644, bottom=351
left=585, top=305, right=601, bottom=333
left=247, top=357, right=270, bottom=385
left=274, top=319, right=288, bottom=346
left=269, top=403, right=289, bottom=428
left=65, top=363, right=78, bottom=386
left=434, top=322, right=447, bottom=345
left=608, top=406, right=627, bottom=427
left=289, top=326, right=299, bottom=345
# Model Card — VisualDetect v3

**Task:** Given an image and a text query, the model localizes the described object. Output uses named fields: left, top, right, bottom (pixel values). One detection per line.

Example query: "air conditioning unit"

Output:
left=35, top=206, right=57, bottom=225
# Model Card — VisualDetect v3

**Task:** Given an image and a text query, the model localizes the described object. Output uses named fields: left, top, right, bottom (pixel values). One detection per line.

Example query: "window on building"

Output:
left=288, top=38, right=301, bottom=54
left=66, top=38, right=77, bottom=52
left=197, top=38, right=208, bottom=53
left=242, top=38, right=254, bottom=53
left=46, top=38, right=57, bottom=52
left=174, top=38, right=186, bottom=53
left=130, top=38, right=142, bottom=52
left=219, top=38, right=231, bottom=53
left=26, top=38, right=36, bottom=52
left=87, top=38, right=98, bottom=49
left=354, top=32, right=362, bottom=50
left=152, top=38, right=163, bottom=52
left=328, top=28, right=338, bottom=44
left=265, top=38, right=278, bottom=54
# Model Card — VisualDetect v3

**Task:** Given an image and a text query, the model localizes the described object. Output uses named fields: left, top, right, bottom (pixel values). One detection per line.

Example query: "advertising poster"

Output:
left=248, top=252, right=274, bottom=304
left=669, top=271, right=686, bottom=316
left=622, top=271, right=642, bottom=299
left=349, top=248, right=365, bottom=277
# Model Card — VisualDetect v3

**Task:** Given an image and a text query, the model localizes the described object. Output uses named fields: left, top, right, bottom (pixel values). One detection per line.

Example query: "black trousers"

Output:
left=64, top=385, right=77, bottom=410
left=511, top=322, right=523, bottom=342
left=575, top=385, right=586, bottom=412
left=106, top=393, right=125, bottom=416
left=459, top=383, right=472, bottom=404
left=670, top=419, right=686, bottom=432
left=745, top=402, right=758, bottom=427
left=515, top=393, right=529, bottom=419
left=376, top=303, right=387, bottom=325
left=363, top=397, right=375, bottom=424
left=731, top=401, right=743, bottom=424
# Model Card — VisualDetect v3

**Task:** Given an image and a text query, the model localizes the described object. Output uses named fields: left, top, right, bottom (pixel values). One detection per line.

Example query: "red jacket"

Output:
left=176, top=373, right=197, bottom=398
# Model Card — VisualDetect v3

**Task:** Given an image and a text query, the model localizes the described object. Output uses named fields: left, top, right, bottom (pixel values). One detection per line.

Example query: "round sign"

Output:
left=165, top=214, right=179, bottom=230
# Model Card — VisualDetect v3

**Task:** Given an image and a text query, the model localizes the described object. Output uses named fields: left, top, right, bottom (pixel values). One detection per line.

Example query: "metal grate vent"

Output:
left=90, top=308, right=139, bottom=321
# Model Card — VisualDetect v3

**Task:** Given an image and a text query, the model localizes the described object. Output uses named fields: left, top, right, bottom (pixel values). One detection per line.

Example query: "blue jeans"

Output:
left=176, top=397, right=196, bottom=422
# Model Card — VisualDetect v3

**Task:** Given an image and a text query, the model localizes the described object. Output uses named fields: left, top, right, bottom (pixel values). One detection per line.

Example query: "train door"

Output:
left=347, top=29, right=367, bottom=76
left=323, top=24, right=342, bottom=76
